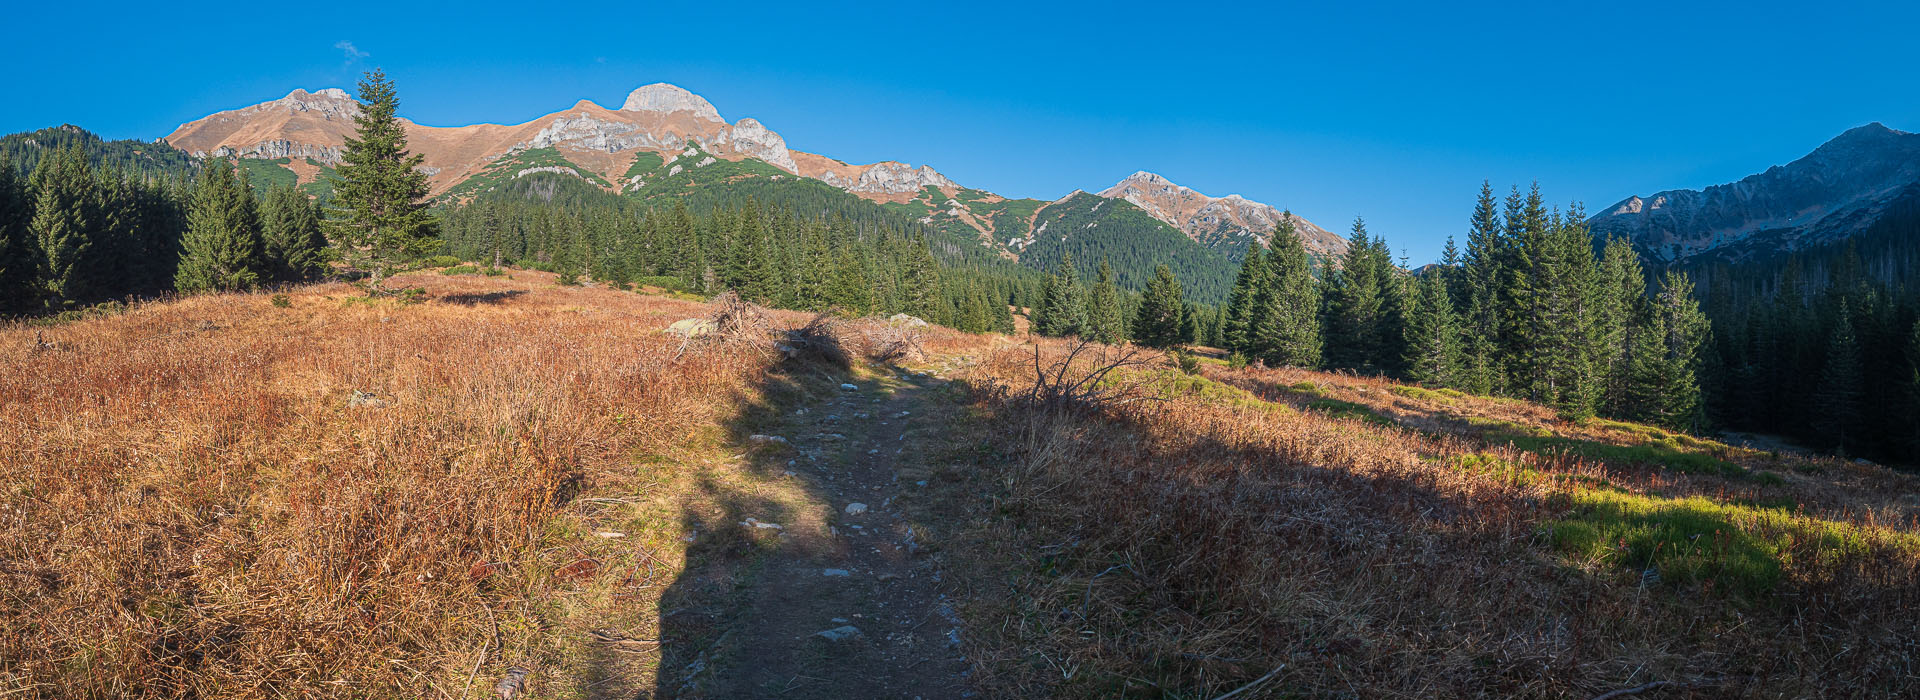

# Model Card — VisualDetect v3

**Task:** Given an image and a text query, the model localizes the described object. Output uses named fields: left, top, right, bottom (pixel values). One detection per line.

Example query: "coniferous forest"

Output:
left=3, top=87, right=1919, bottom=469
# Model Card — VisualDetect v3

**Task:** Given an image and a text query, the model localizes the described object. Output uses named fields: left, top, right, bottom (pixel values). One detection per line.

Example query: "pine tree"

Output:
left=29, top=145, right=98, bottom=308
left=1595, top=236, right=1646, bottom=416
left=901, top=234, right=942, bottom=319
left=326, top=69, right=437, bottom=292
left=1636, top=271, right=1710, bottom=430
left=1456, top=182, right=1504, bottom=395
left=260, top=183, right=327, bottom=281
left=175, top=159, right=266, bottom=293
left=1324, top=217, right=1386, bottom=370
left=1086, top=258, right=1125, bottom=343
left=1498, top=184, right=1551, bottom=401
left=1251, top=219, right=1321, bottom=367
left=1035, top=252, right=1086, bottom=337
left=1223, top=245, right=1267, bottom=352
left=1132, top=264, right=1186, bottom=348
left=1403, top=273, right=1462, bottom=385
left=0, top=153, right=41, bottom=315
left=1813, top=302, right=1864, bottom=454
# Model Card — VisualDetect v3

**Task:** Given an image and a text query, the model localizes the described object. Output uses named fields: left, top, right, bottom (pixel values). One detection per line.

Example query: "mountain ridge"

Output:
left=1588, top=122, right=1920, bottom=264
left=161, top=83, right=1349, bottom=262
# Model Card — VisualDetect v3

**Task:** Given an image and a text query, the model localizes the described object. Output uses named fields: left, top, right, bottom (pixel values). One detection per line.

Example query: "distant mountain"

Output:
left=159, top=83, right=1345, bottom=294
left=1589, top=122, right=1920, bottom=264
left=1098, top=171, right=1346, bottom=258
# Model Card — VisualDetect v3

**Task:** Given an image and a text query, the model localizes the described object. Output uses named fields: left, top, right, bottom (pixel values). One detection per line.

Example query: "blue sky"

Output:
left=7, top=1, right=1916, bottom=263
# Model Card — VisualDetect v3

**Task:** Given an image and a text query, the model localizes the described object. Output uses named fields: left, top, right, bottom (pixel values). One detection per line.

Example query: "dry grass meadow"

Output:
left=3, top=270, right=1918, bottom=698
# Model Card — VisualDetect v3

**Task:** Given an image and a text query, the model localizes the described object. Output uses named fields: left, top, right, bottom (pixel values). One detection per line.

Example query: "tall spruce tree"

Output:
left=1086, top=258, right=1125, bottom=343
left=1133, top=264, right=1186, bottom=348
left=1324, top=217, right=1389, bottom=370
left=326, top=69, right=437, bottom=292
left=1251, top=220, right=1321, bottom=367
left=28, top=145, right=97, bottom=308
left=175, top=160, right=267, bottom=293
left=1813, top=302, right=1864, bottom=453
left=0, top=153, right=40, bottom=315
left=1403, top=273, right=1462, bottom=385
left=1223, top=244, right=1268, bottom=351
left=1035, top=252, right=1086, bottom=337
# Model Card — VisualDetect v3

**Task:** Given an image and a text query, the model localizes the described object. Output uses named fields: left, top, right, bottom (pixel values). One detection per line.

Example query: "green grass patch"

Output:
left=236, top=157, right=297, bottom=190
left=1547, top=490, right=1908, bottom=599
left=1461, top=416, right=1552, bottom=438
left=1390, top=385, right=1457, bottom=402
left=1500, top=433, right=1743, bottom=477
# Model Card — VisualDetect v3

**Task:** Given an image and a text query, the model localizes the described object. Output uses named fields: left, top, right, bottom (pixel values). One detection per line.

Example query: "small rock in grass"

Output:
left=840, top=383, right=858, bottom=391
left=595, top=531, right=626, bottom=539
left=845, top=503, right=868, bottom=515
left=822, top=568, right=851, bottom=577
left=748, top=434, right=788, bottom=446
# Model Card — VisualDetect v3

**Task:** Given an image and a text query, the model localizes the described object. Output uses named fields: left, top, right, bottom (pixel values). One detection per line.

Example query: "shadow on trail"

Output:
left=646, top=333, right=973, bottom=699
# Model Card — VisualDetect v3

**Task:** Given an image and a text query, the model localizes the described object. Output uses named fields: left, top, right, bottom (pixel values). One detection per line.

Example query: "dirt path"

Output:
left=659, top=366, right=974, bottom=699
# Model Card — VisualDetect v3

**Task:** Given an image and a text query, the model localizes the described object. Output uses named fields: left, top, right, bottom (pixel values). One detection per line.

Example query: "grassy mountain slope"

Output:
left=1017, top=192, right=1241, bottom=303
left=439, top=147, right=610, bottom=203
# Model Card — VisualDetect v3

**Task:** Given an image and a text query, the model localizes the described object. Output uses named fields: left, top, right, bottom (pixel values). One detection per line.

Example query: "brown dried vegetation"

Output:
left=951, top=337, right=1920, bottom=698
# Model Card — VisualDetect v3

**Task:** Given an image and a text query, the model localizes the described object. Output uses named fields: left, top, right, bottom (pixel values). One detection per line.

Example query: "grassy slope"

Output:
left=6, top=260, right=1915, bottom=698
left=440, top=147, right=611, bottom=202
left=947, top=340, right=1920, bottom=697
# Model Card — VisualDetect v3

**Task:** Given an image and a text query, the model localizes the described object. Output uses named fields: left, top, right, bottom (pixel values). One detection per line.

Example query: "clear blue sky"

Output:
left=7, top=1, right=1916, bottom=264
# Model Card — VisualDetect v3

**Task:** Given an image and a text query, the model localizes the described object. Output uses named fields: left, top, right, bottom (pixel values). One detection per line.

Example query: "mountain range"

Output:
left=1588, top=122, right=1920, bottom=264
left=164, top=83, right=1349, bottom=270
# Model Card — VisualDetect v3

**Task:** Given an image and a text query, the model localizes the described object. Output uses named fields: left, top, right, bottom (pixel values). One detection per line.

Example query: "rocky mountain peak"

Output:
left=621, top=83, right=721, bottom=121
left=1096, top=171, right=1346, bottom=258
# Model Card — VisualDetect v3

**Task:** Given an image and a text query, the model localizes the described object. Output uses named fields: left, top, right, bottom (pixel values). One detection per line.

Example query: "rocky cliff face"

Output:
left=848, top=162, right=956, bottom=195
left=1098, top=171, right=1347, bottom=258
left=1589, top=123, right=1920, bottom=263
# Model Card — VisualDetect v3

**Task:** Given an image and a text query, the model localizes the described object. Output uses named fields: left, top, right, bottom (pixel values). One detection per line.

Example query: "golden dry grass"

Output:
left=949, top=338, right=1920, bottom=698
left=0, top=271, right=853, bottom=697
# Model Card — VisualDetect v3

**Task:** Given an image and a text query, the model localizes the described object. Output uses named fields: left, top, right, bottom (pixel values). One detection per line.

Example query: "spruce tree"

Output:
left=1596, top=236, right=1646, bottom=416
left=260, top=183, right=327, bottom=281
left=1223, top=244, right=1267, bottom=351
left=326, top=69, right=437, bottom=292
left=1132, top=264, right=1186, bottom=348
left=0, top=154, right=41, bottom=315
left=1813, top=303, right=1864, bottom=453
left=901, top=234, right=942, bottom=320
left=1086, top=258, right=1125, bottom=344
left=1252, top=220, right=1321, bottom=367
left=175, top=159, right=266, bottom=293
left=1324, top=217, right=1385, bottom=370
left=29, top=145, right=97, bottom=309
left=1638, top=271, right=1710, bottom=430
left=1035, top=252, right=1086, bottom=337
left=1403, top=273, right=1462, bottom=386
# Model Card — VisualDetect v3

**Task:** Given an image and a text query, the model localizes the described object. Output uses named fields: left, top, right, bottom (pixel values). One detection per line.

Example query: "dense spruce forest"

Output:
left=1685, top=191, right=1920, bottom=463
left=3, top=120, right=1918, bottom=467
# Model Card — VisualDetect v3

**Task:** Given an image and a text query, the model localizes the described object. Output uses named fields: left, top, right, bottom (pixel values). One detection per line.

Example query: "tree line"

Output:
left=0, top=146, right=327, bottom=315
left=1023, top=182, right=1715, bottom=433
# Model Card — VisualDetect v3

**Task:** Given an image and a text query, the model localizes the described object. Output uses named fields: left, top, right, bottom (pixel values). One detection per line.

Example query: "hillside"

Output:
left=1590, top=122, right=1920, bottom=264
left=4, top=272, right=1915, bottom=697
left=157, top=83, right=1315, bottom=298
left=2, top=124, right=197, bottom=179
